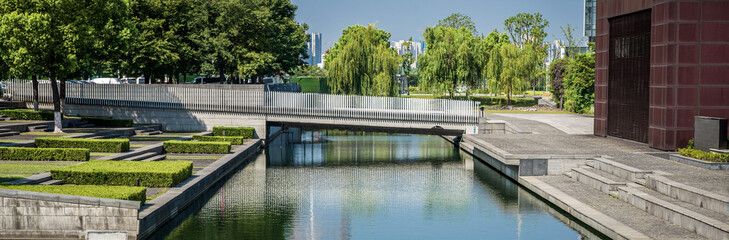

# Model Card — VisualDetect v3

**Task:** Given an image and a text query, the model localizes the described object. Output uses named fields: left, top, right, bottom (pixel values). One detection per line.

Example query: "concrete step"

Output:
left=644, top=174, right=729, bottom=217
left=0, top=128, right=13, bottom=133
left=38, top=179, right=64, bottom=185
left=142, top=155, right=166, bottom=161
left=77, top=123, right=96, bottom=128
left=571, top=166, right=627, bottom=194
left=136, top=130, right=162, bottom=135
left=6, top=172, right=51, bottom=185
left=0, top=131, right=20, bottom=137
left=28, top=125, right=51, bottom=132
left=592, top=157, right=653, bottom=183
left=124, top=152, right=158, bottom=161
left=87, top=134, right=120, bottom=139
left=619, top=185, right=729, bottom=240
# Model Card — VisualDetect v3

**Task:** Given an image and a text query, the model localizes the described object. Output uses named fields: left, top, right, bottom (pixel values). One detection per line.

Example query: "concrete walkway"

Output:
left=462, top=114, right=729, bottom=240
left=488, top=113, right=594, bottom=135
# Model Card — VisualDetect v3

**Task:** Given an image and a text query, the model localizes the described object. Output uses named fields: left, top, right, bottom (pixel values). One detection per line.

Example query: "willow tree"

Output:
left=325, top=24, right=400, bottom=96
left=492, top=44, right=537, bottom=106
left=418, top=26, right=482, bottom=98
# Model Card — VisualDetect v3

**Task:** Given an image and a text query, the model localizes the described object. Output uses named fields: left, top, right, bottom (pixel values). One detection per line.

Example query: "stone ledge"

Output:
left=619, top=186, right=729, bottom=240
left=519, top=177, right=651, bottom=240
left=668, top=154, right=729, bottom=170
left=645, top=174, right=729, bottom=216
left=0, top=189, right=141, bottom=210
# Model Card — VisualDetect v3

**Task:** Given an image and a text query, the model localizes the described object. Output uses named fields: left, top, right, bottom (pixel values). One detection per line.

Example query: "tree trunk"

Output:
left=59, top=78, right=65, bottom=114
left=183, top=73, right=187, bottom=84
left=32, top=75, right=39, bottom=111
left=219, top=62, right=225, bottom=84
left=49, top=71, right=62, bottom=133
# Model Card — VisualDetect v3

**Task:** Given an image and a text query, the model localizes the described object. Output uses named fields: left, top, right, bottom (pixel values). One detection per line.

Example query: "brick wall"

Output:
left=595, top=0, right=729, bottom=150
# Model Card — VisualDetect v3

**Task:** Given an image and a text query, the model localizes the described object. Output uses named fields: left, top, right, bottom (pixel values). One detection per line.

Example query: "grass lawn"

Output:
left=130, top=144, right=148, bottom=148
left=0, top=139, right=30, bottom=143
left=165, top=155, right=222, bottom=160
left=0, top=162, right=76, bottom=182
left=90, top=152, right=116, bottom=157
left=20, top=132, right=74, bottom=136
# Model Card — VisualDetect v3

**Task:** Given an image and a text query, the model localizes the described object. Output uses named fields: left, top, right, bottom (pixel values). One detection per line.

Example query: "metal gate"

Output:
left=608, top=10, right=651, bottom=143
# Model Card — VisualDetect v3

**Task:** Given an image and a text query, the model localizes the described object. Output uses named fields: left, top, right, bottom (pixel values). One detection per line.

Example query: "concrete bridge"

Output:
left=4, top=82, right=481, bottom=137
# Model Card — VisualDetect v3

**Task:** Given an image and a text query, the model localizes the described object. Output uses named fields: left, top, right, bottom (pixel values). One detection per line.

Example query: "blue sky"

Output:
left=292, top=0, right=586, bottom=51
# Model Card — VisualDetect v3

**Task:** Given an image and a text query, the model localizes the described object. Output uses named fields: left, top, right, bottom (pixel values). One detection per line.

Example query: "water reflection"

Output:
left=156, top=130, right=603, bottom=240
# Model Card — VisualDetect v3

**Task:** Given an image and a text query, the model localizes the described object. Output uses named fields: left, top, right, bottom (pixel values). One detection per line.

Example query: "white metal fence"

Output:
left=3, top=80, right=479, bottom=124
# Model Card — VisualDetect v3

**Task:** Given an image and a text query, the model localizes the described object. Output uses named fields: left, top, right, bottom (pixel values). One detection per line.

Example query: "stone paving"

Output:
left=470, top=113, right=729, bottom=239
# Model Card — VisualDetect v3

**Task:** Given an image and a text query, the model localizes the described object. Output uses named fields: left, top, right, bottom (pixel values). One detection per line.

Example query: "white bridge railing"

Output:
left=3, top=81, right=479, bottom=124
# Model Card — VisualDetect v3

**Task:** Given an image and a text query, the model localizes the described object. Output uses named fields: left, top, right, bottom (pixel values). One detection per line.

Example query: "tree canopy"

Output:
left=324, top=24, right=400, bottom=96
left=437, top=13, right=478, bottom=36
left=418, top=26, right=484, bottom=98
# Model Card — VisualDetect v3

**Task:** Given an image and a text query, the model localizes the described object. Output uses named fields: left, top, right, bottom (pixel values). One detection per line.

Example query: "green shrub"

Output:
left=192, top=135, right=247, bottom=145
left=212, top=126, right=255, bottom=138
left=51, top=160, right=193, bottom=187
left=0, top=147, right=89, bottom=161
left=35, top=137, right=130, bottom=152
left=163, top=140, right=231, bottom=154
left=0, top=109, right=53, bottom=120
left=80, top=117, right=133, bottom=127
left=677, top=148, right=729, bottom=163
left=687, top=139, right=695, bottom=149
left=0, top=184, right=147, bottom=203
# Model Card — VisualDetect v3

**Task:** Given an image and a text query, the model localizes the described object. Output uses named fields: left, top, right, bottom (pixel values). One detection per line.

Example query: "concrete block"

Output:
left=24, top=215, right=83, bottom=230
left=694, top=116, right=728, bottom=151
left=87, top=231, right=128, bottom=240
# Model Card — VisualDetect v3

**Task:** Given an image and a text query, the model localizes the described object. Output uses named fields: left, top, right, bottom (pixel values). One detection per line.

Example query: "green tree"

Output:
left=559, top=24, right=585, bottom=59
left=400, top=38, right=415, bottom=94
left=549, top=58, right=569, bottom=108
left=438, top=13, right=478, bottom=36
left=503, top=13, right=549, bottom=96
left=563, top=52, right=595, bottom=113
left=481, top=30, right=510, bottom=92
left=0, top=0, right=122, bottom=132
left=490, top=44, right=533, bottom=105
left=290, top=65, right=325, bottom=78
left=127, top=0, right=179, bottom=83
left=418, top=26, right=483, bottom=98
left=324, top=24, right=400, bottom=96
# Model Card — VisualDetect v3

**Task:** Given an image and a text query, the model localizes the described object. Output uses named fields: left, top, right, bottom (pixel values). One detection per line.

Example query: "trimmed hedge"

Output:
left=163, top=140, right=231, bottom=154
left=35, top=137, right=130, bottom=153
left=0, top=147, right=89, bottom=161
left=80, top=117, right=133, bottom=127
left=678, top=148, right=729, bottom=163
left=51, top=160, right=193, bottom=187
left=0, top=109, right=53, bottom=120
left=192, top=135, right=247, bottom=145
left=212, top=126, right=255, bottom=138
left=0, top=184, right=147, bottom=203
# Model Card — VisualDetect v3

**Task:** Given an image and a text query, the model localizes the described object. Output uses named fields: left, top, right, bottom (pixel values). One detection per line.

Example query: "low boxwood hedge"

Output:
left=80, top=117, right=133, bottom=127
left=0, top=184, right=147, bottom=203
left=212, top=126, right=255, bottom=138
left=51, top=160, right=193, bottom=187
left=192, top=135, right=247, bottom=145
left=0, top=147, right=89, bottom=161
left=35, top=137, right=130, bottom=152
left=0, top=109, right=53, bottom=120
left=163, top=140, right=231, bottom=154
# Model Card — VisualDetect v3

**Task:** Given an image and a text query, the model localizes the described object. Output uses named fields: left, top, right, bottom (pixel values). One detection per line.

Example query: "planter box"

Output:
left=669, top=154, right=729, bottom=170
left=694, top=116, right=728, bottom=152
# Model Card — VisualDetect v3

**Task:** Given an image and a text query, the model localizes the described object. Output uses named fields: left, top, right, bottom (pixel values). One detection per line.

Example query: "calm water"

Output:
left=153, top=130, right=604, bottom=240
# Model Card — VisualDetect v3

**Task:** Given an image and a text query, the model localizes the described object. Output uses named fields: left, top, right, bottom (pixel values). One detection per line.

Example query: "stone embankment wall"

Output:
left=0, top=190, right=140, bottom=240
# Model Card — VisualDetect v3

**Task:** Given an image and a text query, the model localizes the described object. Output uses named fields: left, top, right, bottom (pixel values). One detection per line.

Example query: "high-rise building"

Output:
left=584, top=0, right=596, bottom=43
left=304, top=33, right=322, bottom=67
left=390, top=40, right=426, bottom=68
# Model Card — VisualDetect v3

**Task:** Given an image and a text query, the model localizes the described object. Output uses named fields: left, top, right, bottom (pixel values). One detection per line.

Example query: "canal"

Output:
left=152, top=130, right=605, bottom=239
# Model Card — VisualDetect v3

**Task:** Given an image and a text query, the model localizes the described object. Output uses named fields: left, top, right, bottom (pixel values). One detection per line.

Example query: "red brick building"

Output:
left=594, top=0, right=729, bottom=150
